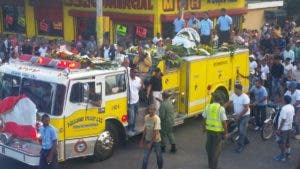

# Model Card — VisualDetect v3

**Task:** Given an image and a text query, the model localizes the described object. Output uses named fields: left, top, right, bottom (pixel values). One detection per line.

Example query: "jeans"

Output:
left=254, top=105, right=267, bottom=127
left=237, top=115, right=250, bottom=147
left=39, top=149, right=59, bottom=169
left=271, top=77, right=281, bottom=99
left=128, top=103, right=138, bottom=132
left=142, top=142, right=163, bottom=169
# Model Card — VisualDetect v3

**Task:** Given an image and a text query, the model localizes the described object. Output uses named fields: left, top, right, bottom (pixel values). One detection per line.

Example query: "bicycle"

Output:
left=260, top=104, right=279, bottom=141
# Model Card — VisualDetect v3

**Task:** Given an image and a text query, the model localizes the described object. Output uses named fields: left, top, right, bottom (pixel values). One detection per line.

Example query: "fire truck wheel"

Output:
left=93, top=123, right=118, bottom=161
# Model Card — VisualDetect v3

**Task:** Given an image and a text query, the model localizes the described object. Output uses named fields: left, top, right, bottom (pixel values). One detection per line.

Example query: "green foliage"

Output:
left=165, top=44, right=188, bottom=57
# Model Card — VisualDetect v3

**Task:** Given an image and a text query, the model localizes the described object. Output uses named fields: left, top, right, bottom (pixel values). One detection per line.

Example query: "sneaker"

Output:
left=274, top=154, right=286, bottom=161
left=285, top=153, right=291, bottom=159
left=295, top=134, right=300, bottom=140
left=234, top=146, right=244, bottom=153
left=128, top=131, right=135, bottom=136
left=254, top=126, right=260, bottom=131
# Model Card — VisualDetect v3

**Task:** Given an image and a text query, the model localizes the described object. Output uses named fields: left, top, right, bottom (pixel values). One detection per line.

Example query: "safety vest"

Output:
left=205, top=103, right=224, bottom=132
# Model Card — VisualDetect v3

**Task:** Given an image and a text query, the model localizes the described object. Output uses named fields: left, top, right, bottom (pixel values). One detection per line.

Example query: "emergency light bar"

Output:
left=19, top=54, right=81, bottom=69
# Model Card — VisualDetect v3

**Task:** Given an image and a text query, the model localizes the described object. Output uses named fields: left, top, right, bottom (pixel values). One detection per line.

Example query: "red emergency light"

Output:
left=18, top=54, right=81, bottom=69
left=19, top=54, right=33, bottom=61
left=37, top=57, right=52, bottom=66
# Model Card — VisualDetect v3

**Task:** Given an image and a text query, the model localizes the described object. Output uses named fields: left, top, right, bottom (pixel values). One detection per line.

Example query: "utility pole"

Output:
left=96, top=0, right=104, bottom=48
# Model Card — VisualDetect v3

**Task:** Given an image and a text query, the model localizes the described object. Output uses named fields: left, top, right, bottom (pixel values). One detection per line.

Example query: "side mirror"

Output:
left=83, top=83, right=89, bottom=103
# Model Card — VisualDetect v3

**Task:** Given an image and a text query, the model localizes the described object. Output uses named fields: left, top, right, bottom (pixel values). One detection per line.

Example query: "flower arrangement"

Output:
left=163, top=50, right=183, bottom=69
left=218, top=43, right=237, bottom=57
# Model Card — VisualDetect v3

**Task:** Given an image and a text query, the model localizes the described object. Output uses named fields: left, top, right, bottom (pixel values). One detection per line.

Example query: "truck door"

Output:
left=63, top=78, right=105, bottom=159
left=187, top=60, right=207, bottom=115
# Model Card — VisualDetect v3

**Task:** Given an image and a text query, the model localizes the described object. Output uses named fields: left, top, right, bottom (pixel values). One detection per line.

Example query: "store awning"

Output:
left=69, top=10, right=154, bottom=23
left=161, top=8, right=248, bottom=22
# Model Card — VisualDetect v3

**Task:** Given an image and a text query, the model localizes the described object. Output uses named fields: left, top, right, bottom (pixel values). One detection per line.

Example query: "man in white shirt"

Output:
left=225, top=83, right=250, bottom=153
left=283, top=45, right=295, bottom=63
left=260, top=58, right=270, bottom=84
left=128, top=69, right=142, bottom=135
left=282, top=58, right=293, bottom=79
left=291, top=61, right=300, bottom=83
left=152, top=33, right=163, bottom=45
left=274, top=95, right=294, bottom=161
left=284, top=81, right=300, bottom=140
left=249, top=55, right=257, bottom=75
left=38, top=44, right=48, bottom=57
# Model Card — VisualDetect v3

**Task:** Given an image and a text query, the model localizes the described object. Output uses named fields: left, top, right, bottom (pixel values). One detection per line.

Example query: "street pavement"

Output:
left=1, top=118, right=299, bottom=169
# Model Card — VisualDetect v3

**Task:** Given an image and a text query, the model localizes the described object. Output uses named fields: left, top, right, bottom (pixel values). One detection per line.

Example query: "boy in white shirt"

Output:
left=274, top=95, right=294, bottom=161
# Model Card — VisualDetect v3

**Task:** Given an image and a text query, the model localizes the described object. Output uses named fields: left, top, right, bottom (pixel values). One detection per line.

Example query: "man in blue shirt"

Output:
left=249, top=78, right=268, bottom=130
left=173, top=12, right=185, bottom=36
left=39, top=114, right=59, bottom=169
left=187, top=13, right=199, bottom=29
left=199, top=12, right=214, bottom=45
left=216, top=8, right=232, bottom=47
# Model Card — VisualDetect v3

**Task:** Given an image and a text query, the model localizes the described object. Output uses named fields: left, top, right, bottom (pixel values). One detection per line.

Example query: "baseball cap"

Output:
left=285, top=57, right=291, bottom=61
left=249, top=55, right=255, bottom=60
left=287, top=81, right=297, bottom=89
left=234, top=83, right=243, bottom=90
left=162, top=91, right=172, bottom=99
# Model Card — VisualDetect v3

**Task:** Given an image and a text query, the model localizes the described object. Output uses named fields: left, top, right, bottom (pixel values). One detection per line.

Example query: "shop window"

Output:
left=115, top=22, right=153, bottom=45
left=2, top=5, right=26, bottom=33
left=76, top=17, right=96, bottom=41
left=162, top=22, right=175, bottom=38
left=105, top=74, right=126, bottom=96
left=35, top=1, right=63, bottom=37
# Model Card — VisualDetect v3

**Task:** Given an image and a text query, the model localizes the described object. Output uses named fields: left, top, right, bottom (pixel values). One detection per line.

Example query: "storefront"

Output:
left=34, top=0, right=64, bottom=38
left=0, top=0, right=247, bottom=43
left=0, top=0, right=26, bottom=34
left=103, top=0, right=248, bottom=42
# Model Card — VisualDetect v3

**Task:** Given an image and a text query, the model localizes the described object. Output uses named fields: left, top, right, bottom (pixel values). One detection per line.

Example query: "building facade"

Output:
left=243, top=0, right=284, bottom=31
left=0, top=0, right=247, bottom=42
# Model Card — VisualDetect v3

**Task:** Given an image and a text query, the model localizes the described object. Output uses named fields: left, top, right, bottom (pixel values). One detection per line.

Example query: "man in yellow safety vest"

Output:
left=202, top=93, right=228, bottom=169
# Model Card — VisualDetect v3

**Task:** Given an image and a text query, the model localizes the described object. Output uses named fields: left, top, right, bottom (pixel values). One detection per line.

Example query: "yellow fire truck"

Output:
left=0, top=48, right=249, bottom=166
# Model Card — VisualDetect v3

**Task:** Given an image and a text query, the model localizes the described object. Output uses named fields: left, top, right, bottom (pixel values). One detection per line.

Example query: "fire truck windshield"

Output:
left=0, top=73, right=66, bottom=116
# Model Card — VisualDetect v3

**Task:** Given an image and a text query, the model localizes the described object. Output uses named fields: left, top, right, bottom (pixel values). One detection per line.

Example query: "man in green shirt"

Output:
left=159, top=92, right=177, bottom=153
left=294, top=40, right=300, bottom=62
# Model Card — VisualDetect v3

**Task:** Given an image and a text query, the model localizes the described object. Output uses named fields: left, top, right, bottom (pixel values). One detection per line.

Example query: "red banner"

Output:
left=39, top=21, right=49, bottom=32
left=5, top=15, right=14, bottom=25
left=136, top=26, right=147, bottom=38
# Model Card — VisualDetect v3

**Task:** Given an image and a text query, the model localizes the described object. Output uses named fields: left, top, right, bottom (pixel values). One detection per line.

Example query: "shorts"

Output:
left=276, top=130, right=290, bottom=145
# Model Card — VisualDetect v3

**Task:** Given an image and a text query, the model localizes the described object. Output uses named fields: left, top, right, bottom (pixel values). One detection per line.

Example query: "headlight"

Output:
left=0, top=133, right=12, bottom=144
